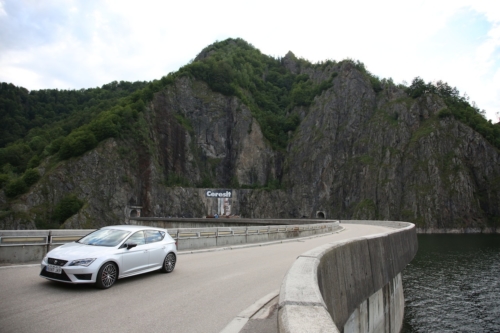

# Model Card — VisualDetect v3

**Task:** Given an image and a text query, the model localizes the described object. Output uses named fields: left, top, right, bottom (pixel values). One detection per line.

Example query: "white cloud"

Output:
left=0, top=0, right=498, bottom=121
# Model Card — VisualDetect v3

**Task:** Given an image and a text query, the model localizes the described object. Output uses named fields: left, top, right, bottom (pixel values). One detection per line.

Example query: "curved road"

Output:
left=0, top=224, right=392, bottom=333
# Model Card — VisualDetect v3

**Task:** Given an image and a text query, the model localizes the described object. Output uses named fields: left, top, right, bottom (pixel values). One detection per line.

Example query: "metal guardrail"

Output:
left=0, top=222, right=340, bottom=264
left=0, top=236, right=48, bottom=245
left=0, top=223, right=337, bottom=247
left=0, top=231, right=90, bottom=247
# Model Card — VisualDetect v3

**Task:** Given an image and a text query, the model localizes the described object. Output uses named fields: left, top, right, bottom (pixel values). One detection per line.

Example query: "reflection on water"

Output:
left=402, top=234, right=500, bottom=332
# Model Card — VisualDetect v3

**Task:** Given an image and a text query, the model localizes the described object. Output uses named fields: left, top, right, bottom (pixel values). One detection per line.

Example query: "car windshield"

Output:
left=77, top=229, right=130, bottom=247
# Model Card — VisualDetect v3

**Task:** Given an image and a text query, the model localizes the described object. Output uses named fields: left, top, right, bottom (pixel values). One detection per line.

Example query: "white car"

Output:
left=40, top=225, right=177, bottom=289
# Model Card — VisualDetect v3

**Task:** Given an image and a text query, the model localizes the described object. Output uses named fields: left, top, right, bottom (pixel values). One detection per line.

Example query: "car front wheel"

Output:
left=161, top=253, right=176, bottom=273
left=96, top=262, right=117, bottom=289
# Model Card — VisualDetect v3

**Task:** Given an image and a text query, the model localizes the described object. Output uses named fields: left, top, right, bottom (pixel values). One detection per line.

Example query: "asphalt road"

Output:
left=0, top=224, right=392, bottom=333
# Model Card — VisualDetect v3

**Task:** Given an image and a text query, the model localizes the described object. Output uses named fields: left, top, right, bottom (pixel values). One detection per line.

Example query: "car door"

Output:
left=120, top=231, right=149, bottom=275
left=144, top=230, right=166, bottom=269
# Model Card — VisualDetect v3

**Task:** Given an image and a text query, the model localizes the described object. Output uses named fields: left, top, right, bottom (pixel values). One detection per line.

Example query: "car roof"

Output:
left=101, top=225, right=167, bottom=232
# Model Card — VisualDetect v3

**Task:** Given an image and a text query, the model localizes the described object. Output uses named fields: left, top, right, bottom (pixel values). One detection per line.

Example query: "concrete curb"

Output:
left=220, top=290, right=279, bottom=333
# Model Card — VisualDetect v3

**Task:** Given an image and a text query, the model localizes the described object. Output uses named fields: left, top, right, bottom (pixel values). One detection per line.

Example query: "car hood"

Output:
left=47, top=242, right=117, bottom=260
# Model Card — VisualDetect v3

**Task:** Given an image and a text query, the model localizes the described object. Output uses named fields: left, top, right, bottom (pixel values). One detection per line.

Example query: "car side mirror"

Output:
left=127, top=243, right=137, bottom=250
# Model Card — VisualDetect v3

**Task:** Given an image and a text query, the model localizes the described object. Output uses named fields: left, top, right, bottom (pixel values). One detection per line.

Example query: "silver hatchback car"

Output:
left=40, top=225, right=177, bottom=289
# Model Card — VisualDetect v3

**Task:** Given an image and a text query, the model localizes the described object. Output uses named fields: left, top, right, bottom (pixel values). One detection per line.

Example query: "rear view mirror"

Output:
left=121, top=243, right=137, bottom=250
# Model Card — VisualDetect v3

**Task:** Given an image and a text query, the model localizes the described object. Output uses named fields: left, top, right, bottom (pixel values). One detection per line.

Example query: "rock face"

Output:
left=284, top=61, right=500, bottom=230
left=1, top=58, right=499, bottom=231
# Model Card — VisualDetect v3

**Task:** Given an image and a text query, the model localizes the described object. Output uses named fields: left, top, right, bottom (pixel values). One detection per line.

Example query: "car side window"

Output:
left=145, top=230, right=165, bottom=244
left=127, top=231, right=145, bottom=245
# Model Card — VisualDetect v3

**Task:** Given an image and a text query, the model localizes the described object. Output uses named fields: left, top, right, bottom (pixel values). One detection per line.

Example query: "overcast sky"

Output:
left=1, top=0, right=499, bottom=122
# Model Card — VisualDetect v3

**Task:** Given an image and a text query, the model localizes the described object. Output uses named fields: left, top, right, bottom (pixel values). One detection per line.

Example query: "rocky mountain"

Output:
left=1, top=38, right=499, bottom=232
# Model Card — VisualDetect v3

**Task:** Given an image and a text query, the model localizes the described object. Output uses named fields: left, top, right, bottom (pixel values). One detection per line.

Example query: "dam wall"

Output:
left=278, top=220, right=418, bottom=333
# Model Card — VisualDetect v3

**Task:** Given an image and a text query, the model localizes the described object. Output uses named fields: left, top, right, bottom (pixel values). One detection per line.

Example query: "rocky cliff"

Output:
left=1, top=40, right=499, bottom=232
left=284, top=60, right=500, bottom=230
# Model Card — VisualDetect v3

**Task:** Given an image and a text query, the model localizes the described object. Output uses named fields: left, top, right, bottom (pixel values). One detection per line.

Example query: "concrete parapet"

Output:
left=343, top=274, right=404, bottom=333
left=278, top=220, right=418, bottom=333
left=278, top=255, right=340, bottom=333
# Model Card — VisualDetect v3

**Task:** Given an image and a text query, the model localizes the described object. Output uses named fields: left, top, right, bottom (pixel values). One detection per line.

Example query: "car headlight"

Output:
left=68, top=258, right=96, bottom=267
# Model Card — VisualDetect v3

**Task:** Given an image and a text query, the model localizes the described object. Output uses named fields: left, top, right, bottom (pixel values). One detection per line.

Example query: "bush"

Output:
left=90, top=113, right=120, bottom=141
left=23, top=168, right=41, bottom=187
left=0, top=173, right=8, bottom=188
left=438, top=109, right=453, bottom=118
left=28, top=136, right=48, bottom=152
left=59, top=130, right=97, bottom=159
left=5, top=178, right=27, bottom=198
left=52, top=194, right=84, bottom=223
left=45, top=137, right=65, bottom=155
left=370, top=75, right=383, bottom=93
left=0, top=143, right=31, bottom=171
left=27, top=155, right=41, bottom=169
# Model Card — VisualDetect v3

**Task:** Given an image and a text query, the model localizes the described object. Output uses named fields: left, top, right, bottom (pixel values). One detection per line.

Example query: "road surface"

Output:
left=0, top=224, right=391, bottom=333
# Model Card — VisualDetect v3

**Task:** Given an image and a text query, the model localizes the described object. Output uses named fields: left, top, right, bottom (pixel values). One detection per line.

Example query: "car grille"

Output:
left=74, top=274, right=92, bottom=280
left=40, top=267, right=71, bottom=282
left=48, top=258, right=68, bottom=266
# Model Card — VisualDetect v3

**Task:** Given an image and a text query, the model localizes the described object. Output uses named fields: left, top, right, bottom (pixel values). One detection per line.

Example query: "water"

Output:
left=402, top=234, right=500, bottom=333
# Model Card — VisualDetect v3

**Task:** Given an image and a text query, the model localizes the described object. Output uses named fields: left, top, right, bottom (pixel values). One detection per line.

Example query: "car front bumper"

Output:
left=40, top=262, right=99, bottom=284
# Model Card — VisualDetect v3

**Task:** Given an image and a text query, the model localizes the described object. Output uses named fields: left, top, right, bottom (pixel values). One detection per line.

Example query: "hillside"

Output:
left=1, top=38, right=499, bottom=231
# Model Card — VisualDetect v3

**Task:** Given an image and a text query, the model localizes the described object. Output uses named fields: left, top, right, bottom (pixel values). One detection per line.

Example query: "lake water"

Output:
left=402, top=234, right=500, bottom=332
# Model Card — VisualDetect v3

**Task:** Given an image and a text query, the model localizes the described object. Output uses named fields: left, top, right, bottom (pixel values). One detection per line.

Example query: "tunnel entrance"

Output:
left=127, top=206, right=142, bottom=218
left=316, top=211, right=326, bottom=219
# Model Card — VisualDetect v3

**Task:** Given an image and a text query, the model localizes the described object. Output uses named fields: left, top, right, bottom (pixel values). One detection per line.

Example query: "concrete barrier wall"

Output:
left=0, top=221, right=340, bottom=263
left=278, top=220, right=418, bottom=333
left=343, top=274, right=404, bottom=333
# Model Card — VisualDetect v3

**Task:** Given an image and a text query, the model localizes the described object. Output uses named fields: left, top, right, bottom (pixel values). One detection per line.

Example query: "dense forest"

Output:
left=1, top=38, right=499, bottom=217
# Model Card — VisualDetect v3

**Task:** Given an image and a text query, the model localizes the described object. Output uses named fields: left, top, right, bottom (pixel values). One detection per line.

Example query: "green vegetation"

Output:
left=410, top=122, right=435, bottom=144
left=354, top=199, right=377, bottom=218
left=175, top=38, right=336, bottom=150
left=52, top=194, right=84, bottom=224
left=240, top=177, right=282, bottom=191
left=4, top=177, right=27, bottom=198
left=0, top=38, right=498, bottom=200
left=0, top=81, right=148, bottom=173
left=406, top=77, right=500, bottom=149
left=22, top=168, right=40, bottom=187
left=0, top=78, right=168, bottom=194
left=174, top=114, right=194, bottom=134
left=0, top=81, right=148, bottom=148
left=358, top=155, right=374, bottom=165
left=348, top=59, right=384, bottom=93
left=164, top=172, right=190, bottom=187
